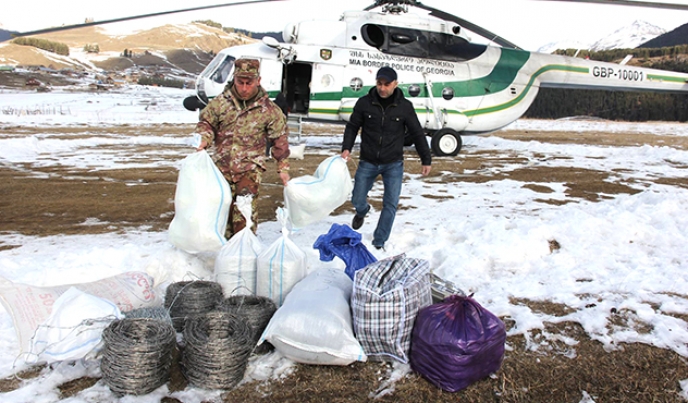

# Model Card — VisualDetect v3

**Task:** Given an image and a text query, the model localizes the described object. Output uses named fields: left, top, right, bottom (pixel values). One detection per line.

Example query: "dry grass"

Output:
left=0, top=123, right=687, bottom=402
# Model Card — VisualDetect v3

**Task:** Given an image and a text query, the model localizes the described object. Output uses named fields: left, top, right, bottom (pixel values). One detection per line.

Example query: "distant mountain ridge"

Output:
left=537, top=20, right=668, bottom=53
left=589, top=20, right=665, bottom=51
left=639, top=22, right=688, bottom=48
left=0, top=28, right=16, bottom=43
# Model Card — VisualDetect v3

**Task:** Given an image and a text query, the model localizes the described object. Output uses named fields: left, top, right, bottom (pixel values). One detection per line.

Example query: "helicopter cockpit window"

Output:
left=210, top=56, right=236, bottom=84
left=360, top=24, right=486, bottom=62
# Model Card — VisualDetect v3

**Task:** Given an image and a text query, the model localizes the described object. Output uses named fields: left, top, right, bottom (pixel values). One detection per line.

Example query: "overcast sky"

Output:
left=2, top=0, right=688, bottom=50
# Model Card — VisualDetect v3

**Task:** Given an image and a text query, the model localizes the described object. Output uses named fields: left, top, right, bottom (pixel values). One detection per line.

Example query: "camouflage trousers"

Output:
left=223, top=170, right=262, bottom=240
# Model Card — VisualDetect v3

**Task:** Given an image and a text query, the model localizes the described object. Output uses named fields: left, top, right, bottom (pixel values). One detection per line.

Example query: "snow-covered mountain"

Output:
left=537, top=20, right=666, bottom=53
left=537, top=40, right=592, bottom=55
left=589, top=20, right=665, bottom=51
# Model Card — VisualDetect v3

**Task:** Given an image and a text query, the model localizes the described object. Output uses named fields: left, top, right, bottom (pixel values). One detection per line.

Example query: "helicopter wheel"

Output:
left=430, top=128, right=462, bottom=156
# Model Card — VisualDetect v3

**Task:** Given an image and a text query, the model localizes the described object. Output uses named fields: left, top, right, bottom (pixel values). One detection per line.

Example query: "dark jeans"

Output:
left=351, top=160, right=404, bottom=247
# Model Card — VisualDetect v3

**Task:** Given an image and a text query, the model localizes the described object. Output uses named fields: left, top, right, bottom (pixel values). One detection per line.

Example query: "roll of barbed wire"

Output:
left=124, top=306, right=172, bottom=323
left=100, top=317, right=176, bottom=396
left=182, top=311, right=253, bottom=390
left=216, top=295, right=276, bottom=353
left=164, top=280, right=224, bottom=332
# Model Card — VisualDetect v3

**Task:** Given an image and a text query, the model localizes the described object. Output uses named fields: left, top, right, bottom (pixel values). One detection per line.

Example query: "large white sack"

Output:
left=214, top=195, right=263, bottom=296
left=27, top=287, right=123, bottom=364
left=0, top=271, right=159, bottom=354
left=168, top=150, right=231, bottom=254
left=259, top=268, right=366, bottom=366
left=284, top=156, right=352, bottom=228
left=256, top=209, right=307, bottom=307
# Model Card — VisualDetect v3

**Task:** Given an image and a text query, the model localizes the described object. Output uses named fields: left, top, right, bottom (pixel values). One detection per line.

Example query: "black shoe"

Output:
left=374, top=245, right=383, bottom=250
left=352, top=214, right=364, bottom=230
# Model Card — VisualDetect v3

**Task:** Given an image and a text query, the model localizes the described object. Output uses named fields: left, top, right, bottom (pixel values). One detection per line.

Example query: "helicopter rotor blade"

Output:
left=11, top=0, right=286, bottom=38
left=412, top=2, right=523, bottom=50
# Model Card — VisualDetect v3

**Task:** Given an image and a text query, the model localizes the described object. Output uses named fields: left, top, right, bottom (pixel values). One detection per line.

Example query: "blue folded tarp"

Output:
left=313, top=224, right=377, bottom=280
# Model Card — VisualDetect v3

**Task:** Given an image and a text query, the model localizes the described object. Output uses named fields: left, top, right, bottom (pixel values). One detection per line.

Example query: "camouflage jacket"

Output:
left=195, top=84, right=290, bottom=181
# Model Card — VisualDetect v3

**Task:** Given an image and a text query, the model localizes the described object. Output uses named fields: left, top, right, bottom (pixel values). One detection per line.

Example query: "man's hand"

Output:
left=421, top=165, right=432, bottom=176
left=279, top=171, right=290, bottom=186
left=341, top=150, right=350, bottom=162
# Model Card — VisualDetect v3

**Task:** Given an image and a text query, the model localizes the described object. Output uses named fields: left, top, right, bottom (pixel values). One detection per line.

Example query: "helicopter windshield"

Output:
left=210, top=55, right=236, bottom=84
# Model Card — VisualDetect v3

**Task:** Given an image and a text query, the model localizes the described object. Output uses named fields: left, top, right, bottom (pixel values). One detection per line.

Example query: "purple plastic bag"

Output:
left=410, top=294, right=506, bottom=392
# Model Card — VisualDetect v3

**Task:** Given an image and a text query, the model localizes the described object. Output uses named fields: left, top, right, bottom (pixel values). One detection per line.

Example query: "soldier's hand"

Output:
left=279, top=171, right=290, bottom=186
left=421, top=165, right=431, bottom=176
left=196, top=140, right=208, bottom=152
left=341, top=150, right=350, bottom=162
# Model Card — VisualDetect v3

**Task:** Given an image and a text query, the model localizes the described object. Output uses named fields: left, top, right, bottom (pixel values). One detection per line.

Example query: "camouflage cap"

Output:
left=234, top=58, right=260, bottom=78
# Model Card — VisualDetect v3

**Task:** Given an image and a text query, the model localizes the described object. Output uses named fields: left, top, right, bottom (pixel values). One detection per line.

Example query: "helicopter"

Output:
left=178, top=0, right=688, bottom=156
left=10, top=0, right=688, bottom=156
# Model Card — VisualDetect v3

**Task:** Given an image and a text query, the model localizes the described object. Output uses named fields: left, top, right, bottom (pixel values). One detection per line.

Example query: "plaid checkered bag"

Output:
left=351, top=253, right=432, bottom=363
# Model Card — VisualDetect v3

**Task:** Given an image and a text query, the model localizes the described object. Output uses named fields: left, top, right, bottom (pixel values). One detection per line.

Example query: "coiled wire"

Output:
left=216, top=295, right=276, bottom=352
left=164, top=280, right=224, bottom=332
left=124, top=306, right=172, bottom=323
left=100, top=318, right=176, bottom=396
left=181, top=311, right=253, bottom=390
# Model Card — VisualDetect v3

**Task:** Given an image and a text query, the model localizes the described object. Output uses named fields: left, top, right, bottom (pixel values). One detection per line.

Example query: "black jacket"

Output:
left=342, top=87, right=431, bottom=166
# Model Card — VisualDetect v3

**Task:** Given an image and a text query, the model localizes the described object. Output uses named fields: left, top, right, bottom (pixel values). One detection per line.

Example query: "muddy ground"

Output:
left=0, top=123, right=687, bottom=402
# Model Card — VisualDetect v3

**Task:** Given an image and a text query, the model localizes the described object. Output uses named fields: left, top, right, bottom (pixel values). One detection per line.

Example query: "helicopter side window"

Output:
left=388, top=27, right=428, bottom=58
left=362, top=24, right=385, bottom=48
left=210, top=56, right=236, bottom=84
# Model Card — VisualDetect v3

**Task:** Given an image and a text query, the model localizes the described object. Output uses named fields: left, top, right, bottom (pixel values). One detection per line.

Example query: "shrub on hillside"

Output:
left=194, top=20, right=222, bottom=29
left=12, top=37, right=70, bottom=56
left=83, top=44, right=100, bottom=54
left=138, top=76, right=185, bottom=89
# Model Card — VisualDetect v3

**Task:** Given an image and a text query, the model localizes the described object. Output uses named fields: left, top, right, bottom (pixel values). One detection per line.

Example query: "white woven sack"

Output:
left=284, top=156, right=353, bottom=228
left=214, top=195, right=263, bottom=296
left=0, top=271, right=159, bottom=355
left=259, top=268, right=366, bottom=365
left=28, top=287, right=123, bottom=364
left=256, top=209, right=308, bottom=306
left=168, top=150, right=231, bottom=254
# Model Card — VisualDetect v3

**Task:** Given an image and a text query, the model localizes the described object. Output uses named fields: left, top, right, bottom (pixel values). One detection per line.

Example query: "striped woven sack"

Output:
left=351, top=253, right=432, bottom=363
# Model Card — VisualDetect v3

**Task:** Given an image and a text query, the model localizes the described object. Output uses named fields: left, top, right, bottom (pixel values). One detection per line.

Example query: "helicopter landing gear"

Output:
left=430, top=128, right=462, bottom=156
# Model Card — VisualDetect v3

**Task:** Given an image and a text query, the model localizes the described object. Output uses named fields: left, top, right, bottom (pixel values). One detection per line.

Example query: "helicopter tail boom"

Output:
left=532, top=53, right=688, bottom=95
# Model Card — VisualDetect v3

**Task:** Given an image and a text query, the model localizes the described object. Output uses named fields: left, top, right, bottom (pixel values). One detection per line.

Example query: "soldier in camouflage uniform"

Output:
left=195, top=58, right=290, bottom=239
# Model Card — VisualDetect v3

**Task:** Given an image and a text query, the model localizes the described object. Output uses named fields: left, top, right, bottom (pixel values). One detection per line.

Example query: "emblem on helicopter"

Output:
left=320, top=49, right=332, bottom=61
left=350, top=77, right=364, bottom=92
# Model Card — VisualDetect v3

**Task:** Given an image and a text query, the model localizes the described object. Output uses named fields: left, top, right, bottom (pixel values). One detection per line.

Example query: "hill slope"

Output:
left=0, top=23, right=256, bottom=74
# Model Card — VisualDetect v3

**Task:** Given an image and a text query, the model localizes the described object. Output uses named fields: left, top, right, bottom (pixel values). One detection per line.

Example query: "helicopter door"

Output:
left=308, top=63, right=344, bottom=121
left=258, top=58, right=284, bottom=98
left=285, top=62, right=313, bottom=115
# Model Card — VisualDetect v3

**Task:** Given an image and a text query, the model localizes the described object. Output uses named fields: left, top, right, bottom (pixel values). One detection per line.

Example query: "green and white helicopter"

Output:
left=182, top=0, right=688, bottom=156
left=12, top=0, right=688, bottom=156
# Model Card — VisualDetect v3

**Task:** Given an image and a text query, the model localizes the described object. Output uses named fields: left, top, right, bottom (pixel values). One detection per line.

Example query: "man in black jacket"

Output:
left=341, top=66, right=432, bottom=250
